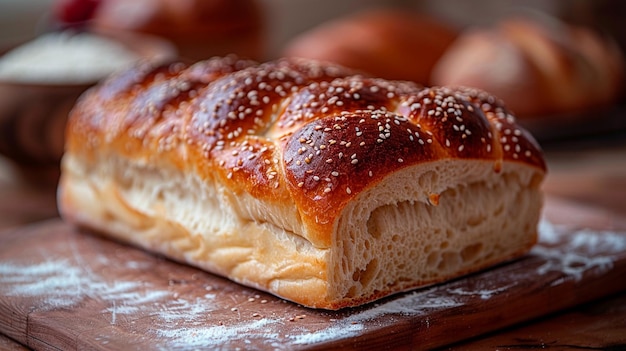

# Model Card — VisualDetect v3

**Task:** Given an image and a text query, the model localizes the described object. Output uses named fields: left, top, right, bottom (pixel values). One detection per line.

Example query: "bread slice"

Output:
left=58, top=56, right=546, bottom=309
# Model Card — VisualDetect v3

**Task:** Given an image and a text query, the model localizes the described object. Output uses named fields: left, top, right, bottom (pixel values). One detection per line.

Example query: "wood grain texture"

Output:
left=0, top=334, right=29, bottom=351
left=447, top=292, right=626, bottom=350
left=0, top=201, right=625, bottom=351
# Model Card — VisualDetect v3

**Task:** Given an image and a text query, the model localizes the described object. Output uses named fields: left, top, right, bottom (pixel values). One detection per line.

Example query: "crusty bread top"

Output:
left=66, top=56, right=546, bottom=247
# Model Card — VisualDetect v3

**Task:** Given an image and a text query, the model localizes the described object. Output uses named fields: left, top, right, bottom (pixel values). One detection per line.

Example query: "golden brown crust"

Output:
left=63, top=57, right=546, bottom=308
left=67, top=56, right=546, bottom=248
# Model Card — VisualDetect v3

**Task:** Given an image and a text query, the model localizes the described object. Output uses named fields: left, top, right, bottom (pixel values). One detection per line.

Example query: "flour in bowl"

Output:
left=0, top=31, right=140, bottom=84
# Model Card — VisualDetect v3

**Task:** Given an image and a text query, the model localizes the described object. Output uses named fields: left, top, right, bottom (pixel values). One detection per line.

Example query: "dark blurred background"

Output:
left=3, top=1, right=625, bottom=60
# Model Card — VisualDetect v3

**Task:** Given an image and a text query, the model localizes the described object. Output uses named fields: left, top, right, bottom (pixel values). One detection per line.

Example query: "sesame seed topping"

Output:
left=177, top=62, right=543, bottom=206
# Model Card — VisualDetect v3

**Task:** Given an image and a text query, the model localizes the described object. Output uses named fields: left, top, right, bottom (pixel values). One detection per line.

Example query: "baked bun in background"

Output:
left=90, top=0, right=264, bottom=61
left=281, top=8, right=458, bottom=85
left=431, top=14, right=625, bottom=118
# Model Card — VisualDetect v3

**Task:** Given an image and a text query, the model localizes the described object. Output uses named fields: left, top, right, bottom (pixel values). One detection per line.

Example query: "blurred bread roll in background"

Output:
left=281, top=8, right=458, bottom=85
left=90, top=0, right=264, bottom=61
left=431, top=13, right=625, bottom=118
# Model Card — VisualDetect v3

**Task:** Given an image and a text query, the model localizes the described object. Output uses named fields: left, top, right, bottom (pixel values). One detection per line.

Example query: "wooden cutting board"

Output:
left=1, top=199, right=625, bottom=351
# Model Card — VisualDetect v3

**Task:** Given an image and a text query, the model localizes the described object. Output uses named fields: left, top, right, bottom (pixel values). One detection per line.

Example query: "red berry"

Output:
left=55, top=0, right=102, bottom=27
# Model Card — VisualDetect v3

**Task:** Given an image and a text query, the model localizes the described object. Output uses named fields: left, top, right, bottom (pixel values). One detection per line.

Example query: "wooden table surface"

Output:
left=1, top=137, right=625, bottom=350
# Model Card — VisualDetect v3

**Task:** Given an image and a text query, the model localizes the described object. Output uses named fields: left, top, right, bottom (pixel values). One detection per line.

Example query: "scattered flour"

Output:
left=286, top=291, right=464, bottom=347
left=533, top=219, right=626, bottom=281
left=532, top=247, right=614, bottom=281
left=152, top=295, right=219, bottom=325
left=152, top=289, right=464, bottom=349
left=1, top=219, right=624, bottom=349
left=0, top=259, right=99, bottom=309
left=155, top=319, right=280, bottom=351
left=538, top=218, right=561, bottom=244
left=538, top=219, right=626, bottom=253
left=288, top=323, right=364, bottom=345
left=347, top=291, right=464, bottom=319
left=0, top=258, right=175, bottom=314
left=447, top=283, right=517, bottom=300
left=0, top=255, right=465, bottom=349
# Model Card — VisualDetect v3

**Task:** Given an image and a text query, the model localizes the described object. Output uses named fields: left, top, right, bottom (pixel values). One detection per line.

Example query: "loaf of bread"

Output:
left=91, top=0, right=264, bottom=61
left=431, top=14, right=625, bottom=118
left=58, top=56, right=546, bottom=309
left=282, top=9, right=457, bottom=85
